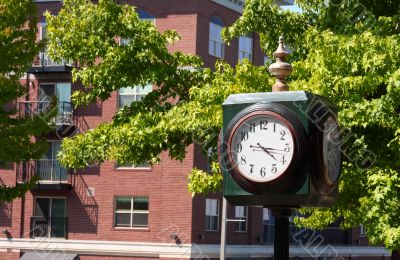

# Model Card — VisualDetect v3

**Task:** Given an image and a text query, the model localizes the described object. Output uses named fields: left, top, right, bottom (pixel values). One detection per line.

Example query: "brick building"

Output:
left=0, top=0, right=392, bottom=259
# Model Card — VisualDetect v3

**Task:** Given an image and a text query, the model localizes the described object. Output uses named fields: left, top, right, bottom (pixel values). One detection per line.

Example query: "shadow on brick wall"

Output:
left=69, top=174, right=98, bottom=234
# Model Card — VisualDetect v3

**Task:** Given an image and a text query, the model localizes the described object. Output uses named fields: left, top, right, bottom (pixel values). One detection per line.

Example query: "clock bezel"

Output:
left=227, top=111, right=295, bottom=182
left=311, top=110, right=343, bottom=193
left=221, top=103, right=309, bottom=194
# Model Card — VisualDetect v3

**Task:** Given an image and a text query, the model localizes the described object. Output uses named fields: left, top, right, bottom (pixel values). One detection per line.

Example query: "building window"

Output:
left=118, top=84, right=152, bottom=108
left=239, top=35, right=253, bottom=62
left=235, top=206, right=247, bottom=232
left=359, top=224, right=366, bottom=237
left=209, top=17, right=224, bottom=58
left=120, top=10, right=155, bottom=45
left=205, top=198, right=219, bottom=231
left=115, top=197, right=149, bottom=228
left=31, top=197, right=67, bottom=238
left=116, top=161, right=150, bottom=169
left=137, top=10, right=155, bottom=22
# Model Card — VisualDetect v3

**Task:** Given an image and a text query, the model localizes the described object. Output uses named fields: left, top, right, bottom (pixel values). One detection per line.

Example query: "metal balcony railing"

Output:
left=17, top=160, right=72, bottom=186
left=34, top=52, right=72, bottom=67
left=30, top=216, right=68, bottom=238
left=35, top=159, right=69, bottom=182
left=18, top=101, right=73, bottom=126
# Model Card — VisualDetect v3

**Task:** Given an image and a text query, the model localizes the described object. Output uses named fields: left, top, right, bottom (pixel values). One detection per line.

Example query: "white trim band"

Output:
left=0, top=239, right=391, bottom=258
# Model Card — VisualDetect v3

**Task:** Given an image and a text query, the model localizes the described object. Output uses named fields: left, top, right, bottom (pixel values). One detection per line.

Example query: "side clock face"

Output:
left=228, top=112, right=295, bottom=183
left=322, top=116, right=342, bottom=185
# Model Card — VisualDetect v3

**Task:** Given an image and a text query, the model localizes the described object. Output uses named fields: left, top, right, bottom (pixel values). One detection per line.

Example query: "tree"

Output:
left=0, top=0, right=53, bottom=202
left=51, top=0, right=400, bottom=249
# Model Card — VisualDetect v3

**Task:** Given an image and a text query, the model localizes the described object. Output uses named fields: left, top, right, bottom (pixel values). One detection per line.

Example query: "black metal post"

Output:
left=271, top=208, right=293, bottom=260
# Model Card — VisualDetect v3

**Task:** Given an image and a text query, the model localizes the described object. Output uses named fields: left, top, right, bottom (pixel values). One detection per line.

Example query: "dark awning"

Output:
left=21, top=251, right=77, bottom=260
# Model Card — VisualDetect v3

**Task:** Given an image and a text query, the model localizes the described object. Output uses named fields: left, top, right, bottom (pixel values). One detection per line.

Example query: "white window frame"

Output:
left=205, top=199, right=219, bottom=231
left=114, top=196, right=149, bottom=228
left=209, top=20, right=224, bottom=58
left=239, top=35, right=253, bottom=62
left=115, top=161, right=151, bottom=170
left=118, top=84, right=153, bottom=108
left=234, top=206, right=248, bottom=232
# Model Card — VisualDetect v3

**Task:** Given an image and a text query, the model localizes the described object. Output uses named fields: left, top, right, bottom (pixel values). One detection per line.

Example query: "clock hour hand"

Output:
left=250, top=143, right=278, bottom=161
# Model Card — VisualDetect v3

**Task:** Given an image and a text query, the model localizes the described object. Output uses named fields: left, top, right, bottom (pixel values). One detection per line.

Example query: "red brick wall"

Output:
left=4, top=0, right=270, bottom=250
left=0, top=252, right=20, bottom=260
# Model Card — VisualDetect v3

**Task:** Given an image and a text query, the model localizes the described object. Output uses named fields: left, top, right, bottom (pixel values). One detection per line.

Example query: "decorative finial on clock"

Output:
left=268, top=36, right=292, bottom=92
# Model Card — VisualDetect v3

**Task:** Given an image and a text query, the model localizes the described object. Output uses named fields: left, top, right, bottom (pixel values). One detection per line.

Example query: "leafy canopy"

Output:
left=0, top=0, right=52, bottom=202
left=224, top=0, right=400, bottom=249
left=51, top=0, right=400, bottom=249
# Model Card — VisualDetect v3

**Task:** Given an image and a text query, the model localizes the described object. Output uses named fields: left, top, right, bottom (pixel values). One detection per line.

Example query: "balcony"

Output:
left=28, top=52, right=73, bottom=74
left=18, top=101, right=73, bottom=126
left=30, top=216, right=68, bottom=239
left=17, top=160, right=73, bottom=190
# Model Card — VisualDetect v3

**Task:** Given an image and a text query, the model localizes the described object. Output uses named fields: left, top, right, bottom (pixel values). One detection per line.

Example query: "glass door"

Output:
left=33, top=198, right=51, bottom=237
left=38, top=141, right=67, bottom=182
left=50, top=198, right=66, bottom=238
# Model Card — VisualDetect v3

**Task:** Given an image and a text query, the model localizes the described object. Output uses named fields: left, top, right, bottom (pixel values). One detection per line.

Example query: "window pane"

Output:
left=41, top=24, right=47, bottom=40
left=116, top=197, right=131, bottom=210
left=205, top=216, right=218, bottom=231
left=138, top=10, right=155, bottom=20
left=209, top=21, right=224, bottom=58
left=116, top=162, right=133, bottom=168
left=133, top=213, right=148, bottom=226
left=210, top=216, right=218, bottom=230
left=133, top=197, right=148, bottom=210
left=209, top=40, right=214, bottom=55
left=119, top=87, right=136, bottom=94
left=115, top=213, right=131, bottom=227
left=119, top=95, right=135, bottom=108
left=235, top=206, right=244, bottom=218
left=206, top=199, right=218, bottom=217
left=235, top=220, right=246, bottom=232
left=136, top=84, right=152, bottom=94
left=135, top=161, right=150, bottom=168
left=116, top=161, right=150, bottom=168
left=216, top=44, right=221, bottom=58
left=120, top=38, right=130, bottom=45
left=135, top=95, right=146, bottom=101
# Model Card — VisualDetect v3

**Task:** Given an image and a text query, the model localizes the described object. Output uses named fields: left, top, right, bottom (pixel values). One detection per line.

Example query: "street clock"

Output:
left=220, top=91, right=342, bottom=207
left=222, top=103, right=308, bottom=194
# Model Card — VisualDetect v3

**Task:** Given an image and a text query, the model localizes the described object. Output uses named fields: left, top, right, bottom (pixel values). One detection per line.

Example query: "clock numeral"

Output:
left=259, top=120, right=268, bottom=130
left=241, top=131, right=249, bottom=141
left=280, top=130, right=286, bottom=141
left=249, top=123, right=256, bottom=133
left=280, top=156, right=287, bottom=165
left=284, top=143, right=290, bottom=152
left=271, top=164, right=277, bottom=174
left=236, top=143, right=242, bottom=153
left=240, top=155, right=247, bottom=165
left=273, top=123, right=276, bottom=132
left=260, top=167, right=266, bottom=177
left=249, top=164, right=254, bottom=174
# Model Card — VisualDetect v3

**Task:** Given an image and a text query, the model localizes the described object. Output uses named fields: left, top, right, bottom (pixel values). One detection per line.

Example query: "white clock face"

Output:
left=322, top=116, right=342, bottom=184
left=229, top=113, right=295, bottom=182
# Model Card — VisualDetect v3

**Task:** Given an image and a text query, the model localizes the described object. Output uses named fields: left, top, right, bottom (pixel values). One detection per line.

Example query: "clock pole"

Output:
left=268, top=36, right=293, bottom=260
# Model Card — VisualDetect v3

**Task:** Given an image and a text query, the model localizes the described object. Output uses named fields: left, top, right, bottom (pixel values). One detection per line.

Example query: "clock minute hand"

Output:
left=255, top=143, right=278, bottom=161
